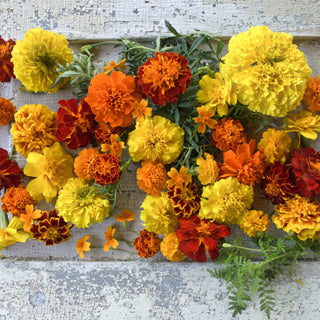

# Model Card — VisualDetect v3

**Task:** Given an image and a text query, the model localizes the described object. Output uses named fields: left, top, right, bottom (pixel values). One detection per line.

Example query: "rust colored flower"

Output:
left=211, top=118, right=245, bottom=152
left=19, top=204, right=42, bottom=232
left=86, top=71, right=139, bottom=127
left=94, top=122, right=122, bottom=144
left=136, top=160, right=167, bottom=196
left=76, top=235, right=91, bottom=259
left=193, top=106, right=217, bottom=133
left=167, top=166, right=192, bottom=189
left=304, top=75, right=320, bottom=112
left=136, top=52, right=192, bottom=106
left=133, top=229, right=161, bottom=258
left=219, top=139, right=265, bottom=186
left=103, top=226, right=119, bottom=252
left=176, top=215, right=231, bottom=262
left=101, top=134, right=125, bottom=157
left=55, top=98, right=96, bottom=150
left=0, top=148, right=21, bottom=191
left=0, top=97, right=15, bottom=126
left=1, top=185, right=37, bottom=217
left=132, top=99, right=152, bottom=122
left=91, top=153, right=121, bottom=186
left=0, top=36, right=15, bottom=82
left=114, top=209, right=136, bottom=222
left=74, top=148, right=100, bottom=181
left=30, top=209, right=72, bottom=246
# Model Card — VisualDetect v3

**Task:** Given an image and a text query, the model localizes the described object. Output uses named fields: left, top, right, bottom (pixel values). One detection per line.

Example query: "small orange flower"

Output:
left=193, top=106, right=217, bottom=133
left=167, top=166, right=192, bottom=189
left=101, top=134, right=125, bottom=157
left=103, top=226, right=119, bottom=252
left=103, top=59, right=126, bottom=74
left=0, top=97, right=15, bottom=126
left=304, top=76, right=320, bottom=112
left=133, top=229, right=161, bottom=258
left=74, top=148, right=100, bottom=180
left=0, top=36, right=15, bottom=82
left=132, top=99, right=152, bottom=122
left=19, top=204, right=42, bottom=232
left=76, top=235, right=91, bottom=259
left=114, top=209, right=136, bottom=222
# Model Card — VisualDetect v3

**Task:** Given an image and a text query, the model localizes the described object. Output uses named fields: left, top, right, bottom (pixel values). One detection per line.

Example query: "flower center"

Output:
left=104, top=89, right=132, bottom=112
left=45, top=228, right=59, bottom=240
left=147, top=133, right=167, bottom=153
left=196, top=220, right=211, bottom=237
left=36, top=52, right=57, bottom=72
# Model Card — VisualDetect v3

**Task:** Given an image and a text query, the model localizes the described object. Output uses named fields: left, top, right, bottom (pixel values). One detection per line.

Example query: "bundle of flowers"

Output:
left=1, top=21, right=320, bottom=317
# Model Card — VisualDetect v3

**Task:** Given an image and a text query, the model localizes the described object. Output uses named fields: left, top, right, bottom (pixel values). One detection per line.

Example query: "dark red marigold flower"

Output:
left=0, top=36, right=15, bottom=82
left=136, top=52, right=192, bottom=106
left=0, top=148, right=21, bottom=190
left=133, top=229, right=161, bottom=258
left=55, top=98, right=96, bottom=150
left=176, top=215, right=231, bottom=262
left=94, top=122, right=122, bottom=144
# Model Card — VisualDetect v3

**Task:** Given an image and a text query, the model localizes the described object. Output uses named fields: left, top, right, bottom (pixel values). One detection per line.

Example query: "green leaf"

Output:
left=165, top=20, right=181, bottom=37
left=216, top=39, right=224, bottom=55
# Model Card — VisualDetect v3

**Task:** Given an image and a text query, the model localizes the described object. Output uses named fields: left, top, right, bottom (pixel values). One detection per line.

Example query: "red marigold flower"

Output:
left=176, top=215, right=231, bottom=262
left=136, top=52, right=192, bottom=106
left=0, top=148, right=21, bottom=190
left=0, top=36, right=15, bottom=82
left=94, top=122, right=122, bottom=144
left=55, top=98, right=96, bottom=150
left=30, top=209, right=72, bottom=246
left=90, top=153, right=121, bottom=186
left=133, top=229, right=161, bottom=258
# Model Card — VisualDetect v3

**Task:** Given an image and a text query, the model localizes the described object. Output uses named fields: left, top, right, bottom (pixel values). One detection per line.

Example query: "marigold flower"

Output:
left=0, top=97, right=15, bottom=126
left=55, top=98, right=96, bottom=150
left=76, top=235, right=91, bottom=259
left=140, top=192, right=178, bottom=235
left=136, top=52, right=192, bottom=106
left=114, top=209, right=136, bottom=222
left=0, top=148, right=21, bottom=191
left=1, top=185, right=37, bottom=217
left=219, top=139, right=265, bottom=186
left=74, top=148, right=100, bottom=181
left=197, top=73, right=237, bottom=117
left=257, top=128, right=291, bottom=165
left=0, top=35, right=15, bottom=82
left=94, top=122, right=122, bottom=144
left=160, top=232, right=185, bottom=262
left=11, top=27, right=73, bottom=93
left=199, top=177, right=253, bottom=224
left=304, top=76, right=320, bottom=112
left=103, top=226, right=119, bottom=252
left=133, top=229, right=161, bottom=258
left=210, top=118, right=245, bottom=152
left=176, top=215, right=231, bottom=262
left=10, top=104, right=58, bottom=157
left=136, top=160, right=167, bottom=196
left=24, top=142, right=74, bottom=202
left=220, top=26, right=311, bottom=117
left=101, top=134, right=125, bottom=157
left=240, top=210, right=270, bottom=237
left=127, top=115, right=184, bottom=164
left=193, top=106, right=218, bottom=133
left=167, top=166, right=192, bottom=189
left=19, top=204, right=42, bottom=232
left=196, top=153, right=219, bottom=185
left=103, top=59, right=126, bottom=74
left=56, top=178, right=110, bottom=228
left=132, top=99, right=152, bottom=122
left=273, top=195, right=320, bottom=241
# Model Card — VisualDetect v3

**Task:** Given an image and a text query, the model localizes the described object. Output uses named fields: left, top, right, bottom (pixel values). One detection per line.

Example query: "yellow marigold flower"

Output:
left=103, top=226, right=119, bottom=252
left=76, top=235, right=91, bottom=259
left=220, top=26, right=311, bottom=117
left=11, top=104, right=58, bottom=157
left=140, top=192, right=178, bottom=235
left=240, top=210, right=270, bottom=237
left=199, top=177, right=253, bottom=224
left=193, top=106, right=217, bottom=133
left=273, top=195, right=320, bottom=241
left=24, top=142, right=74, bottom=202
left=283, top=110, right=320, bottom=140
left=160, top=232, right=185, bottom=262
left=167, top=166, right=192, bottom=189
left=11, top=27, right=73, bottom=93
left=196, top=153, right=219, bottom=185
left=257, top=128, right=291, bottom=165
left=56, top=178, right=110, bottom=228
left=197, top=73, right=237, bottom=117
left=127, top=115, right=184, bottom=164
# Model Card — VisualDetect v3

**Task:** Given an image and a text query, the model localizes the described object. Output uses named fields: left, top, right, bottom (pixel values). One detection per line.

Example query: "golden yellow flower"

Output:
left=24, top=142, right=74, bottom=202
left=220, top=26, right=311, bottom=117
left=10, top=104, right=58, bottom=157
left=160, top=232, right=185, bottom=262
left=11, top=27, right=73, bottom=93
left=127, top=115, right=184, bottom=164
left=167, top=166, right=192, bottom=189
left=240, top=210, right=270, bottom=237
left=196, top=153, right=219, bottom=185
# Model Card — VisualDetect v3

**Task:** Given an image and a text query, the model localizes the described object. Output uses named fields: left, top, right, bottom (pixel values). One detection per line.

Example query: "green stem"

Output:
left=0, top=209, right=9, bottom=229
left=222, top=243, right=277, bottom=253
left=8, top=144, right=15, bottom=160
left=111, top=248, right=136, bottom=254
left=123, top=221, right=139, bottom=235
left=114, top=237, right=133, bottom=247
left=81, top=41, right=124, bottom=53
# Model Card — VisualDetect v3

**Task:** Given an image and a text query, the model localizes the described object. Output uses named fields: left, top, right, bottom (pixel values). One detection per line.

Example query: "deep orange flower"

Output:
left=136, top=52, right=192, bottom=106
left=0, top=36, right=15, bottom=82
left=86, top=71, right=139, bottom=127
left=167, top=166, right=192, bottom=189
left=94, top=122, right=122, bottom=144
left=193, top=106, right=217, bottom=133
left=1, top=185, right=37, bottom=217
left=132, top=99, right=152, bottom=122
left=0, top=97, right=15, bottom=126
left=219, top=139, right=265, bottom=186
left=76, top=235, right=91, bottom=259
left=0, top=148, right=21, bottom=191
left=211, top=118, right=245, bottom=152
left=304, top=76, right=320, bottom=112
left=19, top=204, right=42, bottom=232
left=91, top=153, right=121, bottom=186
left=101, top=134, right=125, bottom=157
left=103, top=59, right=126, bottom=74
left=103, top=226, right=119, bottom=252
left=136, top=160, right=167, bottom=196
left=55, top=98, right=96, bottom=150
left=74, top=148, right=100, bottom=180
left=176, top=215, right=231, bottom=262
left=133, top=229, right=161, bottom=258
left=115, top=209, right=136, bottom=222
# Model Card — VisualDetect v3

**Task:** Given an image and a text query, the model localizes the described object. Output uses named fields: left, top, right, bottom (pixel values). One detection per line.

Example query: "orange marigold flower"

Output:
left=240, top=210, right=270, bottom=237
left=167, top=166, right=192, bottom=189
left=0, top=36, right=15, bottom=82
left=74, top=148, right=100, bottom=181
left=0, top=97, right=15, bottom=126
left=1, top=185, right=37, bottom=217
left=86, top=71, right=139, bottom=127
left=196, top=153, right=219, bottom=185
left=304, top=75, right=320, bottom=112
left=219, top=139, right=265, bottom=186
left=101, top=134, right=125, bottom=157
left=133, top=229, right=161, bottom=258
left=136, top=52, right=192, bottom=106
left=94, top=122, right=122, bottom=144
left=136, top=160, right=167, bottom=196
left=30, top=209, right=72, bottom=246
left=103, top=59, right=126, bottom=74
left=55, top=98, right=96, bottom=150
left=103, top=226, right=119, bottom=252
left=91, top=153, right=121, bottom=186
left=76, top=235, right=91, bottom=259
left=193, top=106, right=217, bottom=133
left=19, top=204, right=41, bottom=232
left=114, top=209, right=136, bottom=222
left=211, top=118, right=245, bottom=152
left=0, top=148, right=21, bottom=191
left=160, top=232, right=185, bottom=262
left=132, top=99, right=152, bottom=122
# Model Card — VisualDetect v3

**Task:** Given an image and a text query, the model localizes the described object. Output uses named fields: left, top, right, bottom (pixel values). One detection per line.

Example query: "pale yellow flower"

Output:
left=196, top=153, right=219, bottom=185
